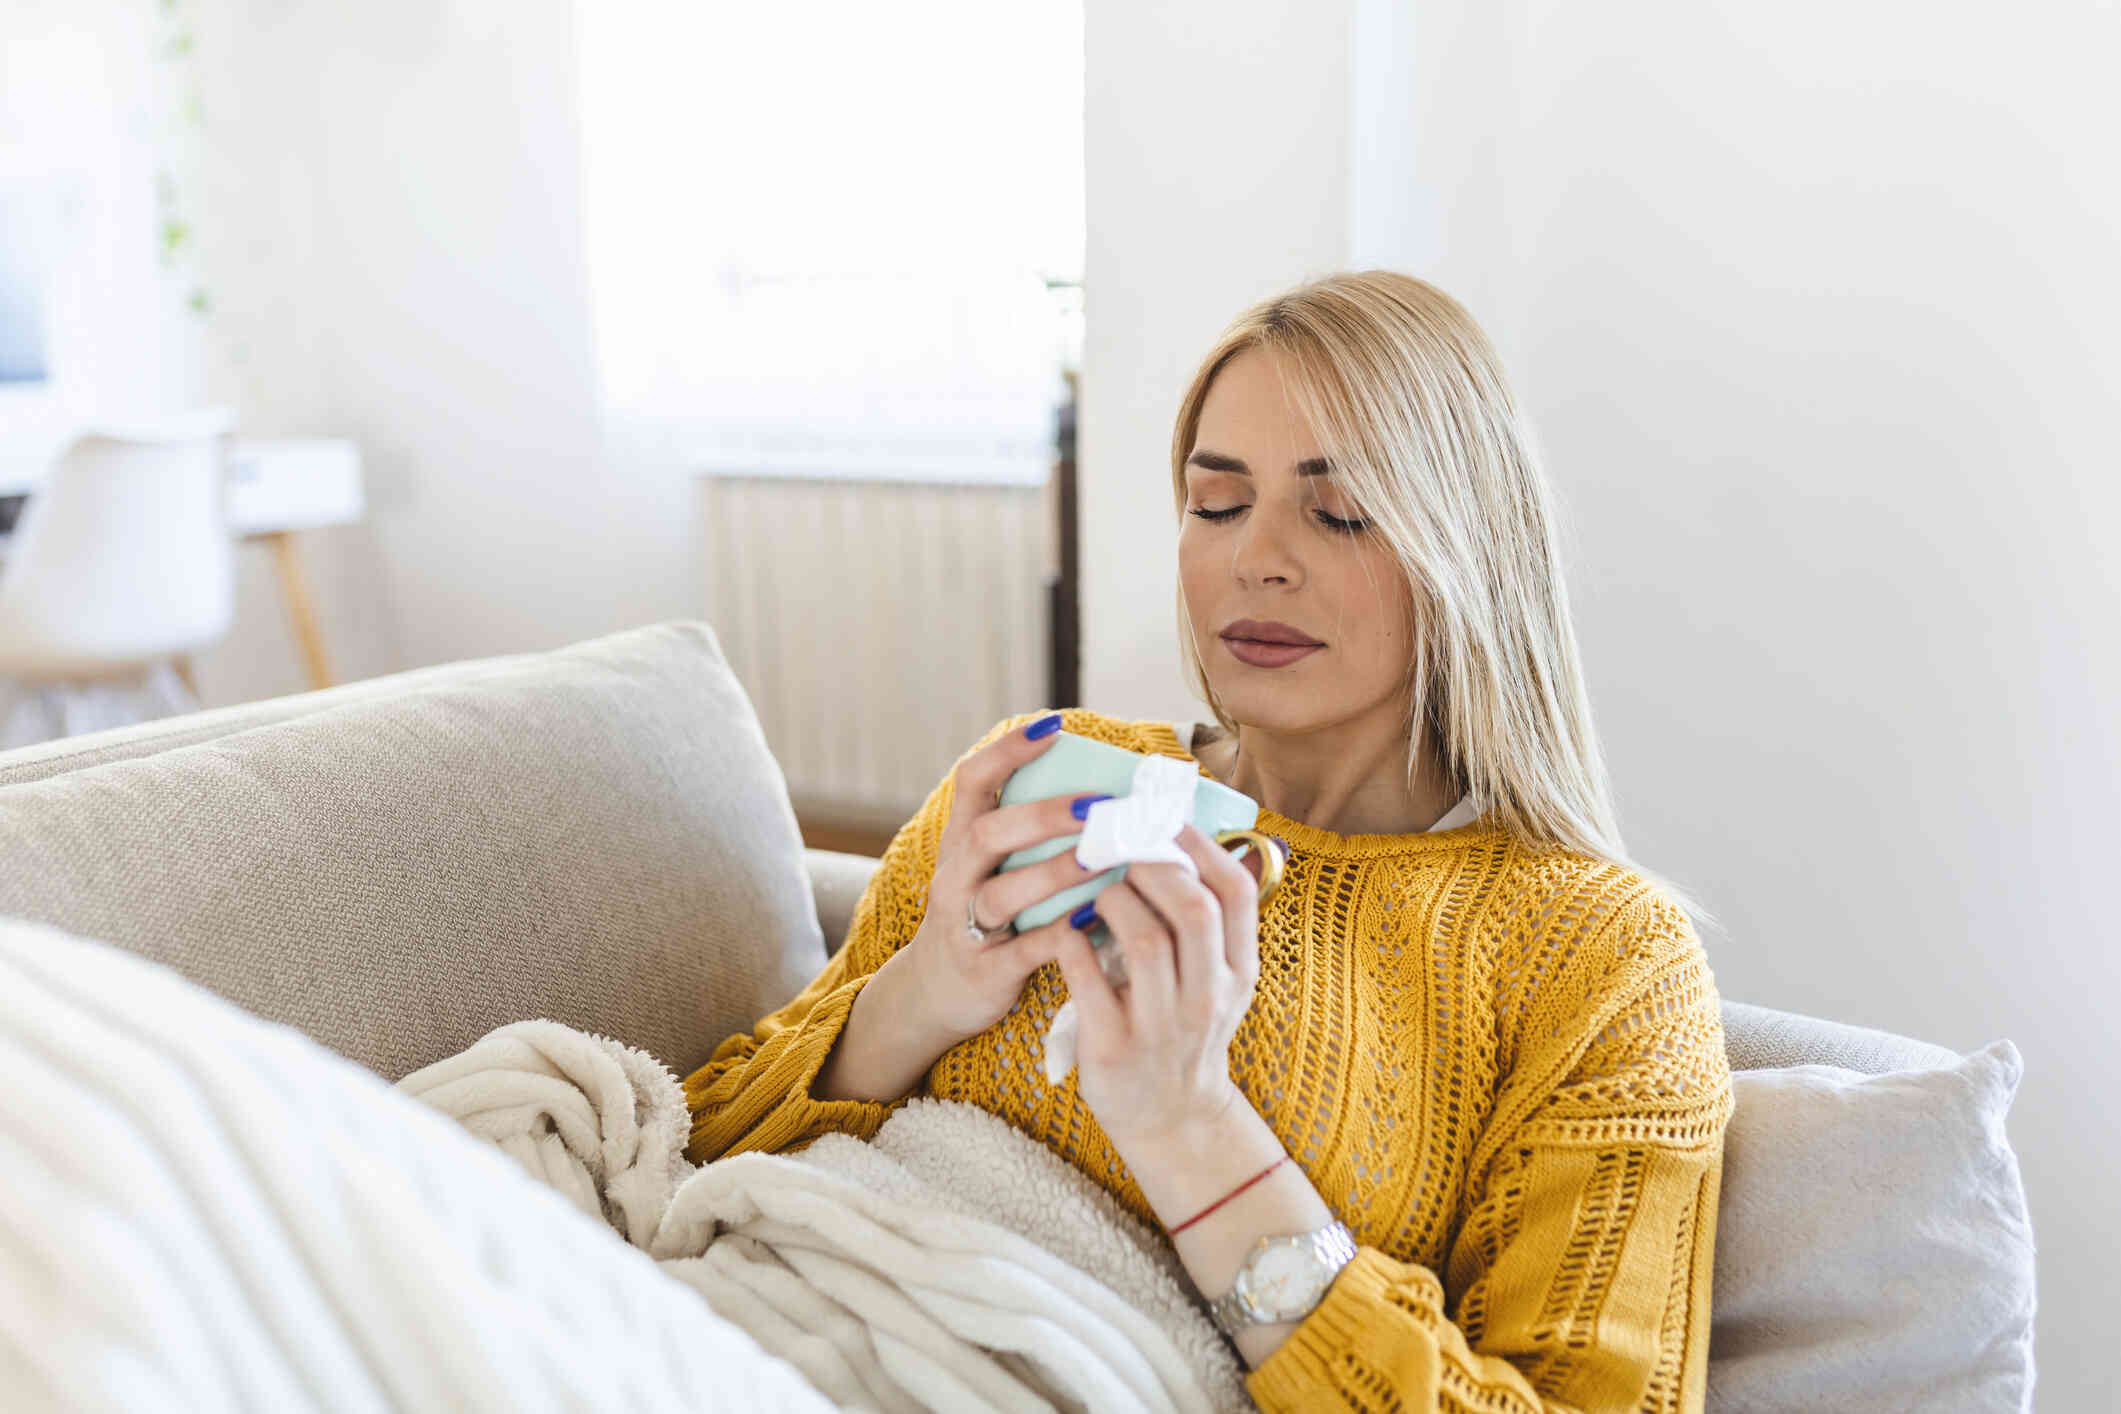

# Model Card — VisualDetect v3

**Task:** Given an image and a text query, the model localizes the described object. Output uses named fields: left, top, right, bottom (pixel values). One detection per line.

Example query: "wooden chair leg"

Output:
left=263, top=529, right=336, bottom=691
left=172, top=653, right=199, bottom=702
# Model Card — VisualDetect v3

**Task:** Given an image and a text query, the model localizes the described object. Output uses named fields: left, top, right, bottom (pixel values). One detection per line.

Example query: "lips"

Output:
left=1221, top=636, right=1324, bottom=669
left=1220, top=619, right=1324, bottom=647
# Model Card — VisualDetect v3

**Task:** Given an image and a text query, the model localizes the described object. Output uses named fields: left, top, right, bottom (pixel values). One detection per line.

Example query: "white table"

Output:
left=0, top=439, right=364, bottom=692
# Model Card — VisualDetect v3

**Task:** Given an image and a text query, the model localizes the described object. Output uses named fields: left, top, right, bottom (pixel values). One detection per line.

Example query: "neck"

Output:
left=1202, top=708, right=1459, bottom=836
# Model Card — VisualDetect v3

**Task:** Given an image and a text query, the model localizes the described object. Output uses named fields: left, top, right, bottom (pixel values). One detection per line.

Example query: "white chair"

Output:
left=0, top=409, right=237, bottom=749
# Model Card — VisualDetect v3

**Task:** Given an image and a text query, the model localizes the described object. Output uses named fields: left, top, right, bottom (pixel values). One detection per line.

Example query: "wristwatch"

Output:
left=1207, top=1220, right=1358, bottom=1336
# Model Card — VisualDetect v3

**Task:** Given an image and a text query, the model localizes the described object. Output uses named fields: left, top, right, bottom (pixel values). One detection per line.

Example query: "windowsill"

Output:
left=691, top=451, right=1053, bottom=487
left=597, top=413, right=1062, bottom=487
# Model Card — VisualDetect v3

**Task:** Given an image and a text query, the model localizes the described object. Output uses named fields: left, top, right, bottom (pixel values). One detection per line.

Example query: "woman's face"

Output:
left=1179, top=345, right=1417, bottom=735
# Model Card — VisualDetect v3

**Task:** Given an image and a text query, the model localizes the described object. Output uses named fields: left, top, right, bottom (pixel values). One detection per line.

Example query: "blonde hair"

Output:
left=1170, top=270, right=1721, bottom=938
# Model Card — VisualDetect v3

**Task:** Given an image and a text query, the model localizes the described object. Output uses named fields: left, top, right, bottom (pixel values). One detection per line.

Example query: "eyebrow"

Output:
left=1185, top=450, right=1332, bottom=477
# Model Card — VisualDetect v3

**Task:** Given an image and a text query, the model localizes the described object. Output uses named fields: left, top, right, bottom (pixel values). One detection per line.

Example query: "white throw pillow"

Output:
left=1707, top=1039, right=2037, bottom=1413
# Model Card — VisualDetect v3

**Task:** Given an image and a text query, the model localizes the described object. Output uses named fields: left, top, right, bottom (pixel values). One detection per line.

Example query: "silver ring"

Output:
left=965, top=891, right=1012, bottom=945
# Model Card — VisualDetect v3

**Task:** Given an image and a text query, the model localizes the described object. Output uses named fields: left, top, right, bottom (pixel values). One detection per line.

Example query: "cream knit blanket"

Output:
left=398, top=1019, right=1252, bottom=1413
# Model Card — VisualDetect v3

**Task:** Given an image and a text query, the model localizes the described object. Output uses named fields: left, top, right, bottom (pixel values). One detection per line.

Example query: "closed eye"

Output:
left=1187, top=505, right=1372, bottom=535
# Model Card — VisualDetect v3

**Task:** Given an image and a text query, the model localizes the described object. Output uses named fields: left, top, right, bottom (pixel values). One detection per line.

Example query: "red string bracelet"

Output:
left=1167, top=1154, right=1289, bottom=1236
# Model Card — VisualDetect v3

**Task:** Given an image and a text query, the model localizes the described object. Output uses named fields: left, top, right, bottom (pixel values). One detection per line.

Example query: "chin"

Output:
left=1207, top=686, right=1320, bottom=731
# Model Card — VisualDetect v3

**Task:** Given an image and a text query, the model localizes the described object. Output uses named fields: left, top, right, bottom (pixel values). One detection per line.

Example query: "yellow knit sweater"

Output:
left=683, top=708, right=1735, bottom=1413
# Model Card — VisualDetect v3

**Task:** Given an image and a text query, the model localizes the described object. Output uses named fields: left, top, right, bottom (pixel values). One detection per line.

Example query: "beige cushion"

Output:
left=0, top=619, right=825, bottom=1081
left=0, top=643, right=557, bottom=789
left=1709, top=1041, right=2037, bottom=1412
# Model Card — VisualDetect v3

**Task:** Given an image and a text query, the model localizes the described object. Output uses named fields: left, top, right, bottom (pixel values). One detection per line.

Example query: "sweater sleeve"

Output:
left=680, top=711, right=1045, bottom=1165
left=1244, top=887, right=1735, bottom=1414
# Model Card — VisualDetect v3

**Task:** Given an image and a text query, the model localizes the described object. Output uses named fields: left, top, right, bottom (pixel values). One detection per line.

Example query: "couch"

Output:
left=0, top=620, right=2038, bottom=1411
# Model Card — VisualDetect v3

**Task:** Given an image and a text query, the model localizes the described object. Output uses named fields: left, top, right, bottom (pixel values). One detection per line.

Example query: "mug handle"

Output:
left=1212, top=828, right=1289, bottom=906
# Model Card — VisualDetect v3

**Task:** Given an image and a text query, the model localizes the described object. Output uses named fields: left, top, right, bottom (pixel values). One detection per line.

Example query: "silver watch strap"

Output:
left=1208, top=1220, right=1357, bottom=1335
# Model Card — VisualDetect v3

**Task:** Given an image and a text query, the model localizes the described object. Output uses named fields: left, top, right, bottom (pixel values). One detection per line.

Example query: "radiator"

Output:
left=702, top=474, right=1055, bottom=833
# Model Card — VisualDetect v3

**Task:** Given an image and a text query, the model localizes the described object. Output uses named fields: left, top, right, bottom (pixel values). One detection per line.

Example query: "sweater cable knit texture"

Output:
left=683, top=708, right=1735, bottom=1413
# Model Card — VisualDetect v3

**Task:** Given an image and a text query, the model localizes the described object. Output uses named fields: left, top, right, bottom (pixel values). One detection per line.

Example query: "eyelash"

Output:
left=1187, top=505, right=1372, bottom=535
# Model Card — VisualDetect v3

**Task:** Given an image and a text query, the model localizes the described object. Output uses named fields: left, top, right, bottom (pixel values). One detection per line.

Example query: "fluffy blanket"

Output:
left=397, top=1020, right=1251, bottom=1414
left=0, top=916, right=1250, bottom=1413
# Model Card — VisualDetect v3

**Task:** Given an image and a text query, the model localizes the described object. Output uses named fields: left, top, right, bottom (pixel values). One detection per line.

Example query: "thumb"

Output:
left=1047, top=922, right=1125, bottom=1042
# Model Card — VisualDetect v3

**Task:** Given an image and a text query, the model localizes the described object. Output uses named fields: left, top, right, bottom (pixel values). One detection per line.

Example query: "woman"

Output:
left=685, top=271, right=1734, bottom=1413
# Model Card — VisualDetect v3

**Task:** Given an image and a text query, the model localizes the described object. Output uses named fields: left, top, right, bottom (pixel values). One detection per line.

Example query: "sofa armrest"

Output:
left=804, top=848, right=883, bottom=957
left=1721, top=998, right=1962, bottom=1073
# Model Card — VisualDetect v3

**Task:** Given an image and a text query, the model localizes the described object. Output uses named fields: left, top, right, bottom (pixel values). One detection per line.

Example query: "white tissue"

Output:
left=1072, top=753, right=1204, bottom=878
left=1042, top=753, right=1205, bottom=1085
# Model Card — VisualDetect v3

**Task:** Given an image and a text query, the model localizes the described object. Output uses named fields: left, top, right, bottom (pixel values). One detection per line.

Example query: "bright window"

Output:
left=575, top=0, right=1083, bottom=484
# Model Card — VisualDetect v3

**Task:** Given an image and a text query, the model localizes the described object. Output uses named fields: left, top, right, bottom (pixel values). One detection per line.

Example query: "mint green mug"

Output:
left=997, top=731, right=1286, bottom=958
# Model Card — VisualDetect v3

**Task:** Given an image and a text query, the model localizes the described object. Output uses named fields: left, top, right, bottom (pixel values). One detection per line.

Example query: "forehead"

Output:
left=1191, top=346, right=1324, bottom=466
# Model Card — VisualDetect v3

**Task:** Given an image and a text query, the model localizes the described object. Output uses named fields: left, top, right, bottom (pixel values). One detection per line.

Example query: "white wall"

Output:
left=1081, top=0, right=1357, bottom=722
left=0, top=0, right=638, bottom=706
left=1085, top=0, right=2111, bottom=1403
left=0, top=1, right=359, bottom=708
left=0, top=0, right=210, bottom=480
left=184, top=0, right=700, bottom=706
left=1426, top=5, right=2117, bottom=1405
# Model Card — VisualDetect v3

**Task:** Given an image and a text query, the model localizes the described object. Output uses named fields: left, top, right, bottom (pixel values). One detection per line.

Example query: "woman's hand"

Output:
left=1036, top=824, right=1265, bottom=1149
left=899, top=714, right=1109, bottom=1047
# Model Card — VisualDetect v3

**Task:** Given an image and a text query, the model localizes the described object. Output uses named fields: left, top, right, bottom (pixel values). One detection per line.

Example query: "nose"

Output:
left=1229, top=501, right=1304, bottom=589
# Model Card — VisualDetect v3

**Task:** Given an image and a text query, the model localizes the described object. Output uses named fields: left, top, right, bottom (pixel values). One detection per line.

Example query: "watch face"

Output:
left=1247, top=1242, right=1328, bottom=1317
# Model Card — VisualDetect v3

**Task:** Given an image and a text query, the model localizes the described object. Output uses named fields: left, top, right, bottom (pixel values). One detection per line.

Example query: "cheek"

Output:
left=1345, top=553, right=1417, bottom=649
left=1337, top=549, right=1401, bottom=611
left=1177, top=540, right=1213, bottom=602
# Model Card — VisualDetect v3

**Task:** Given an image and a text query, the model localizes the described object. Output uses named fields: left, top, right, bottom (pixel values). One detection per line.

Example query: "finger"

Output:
left=944, top=710, right=1066, bottom=842
left=972, top=909, right=1071, bottom=989
left=1040, top=910, right=1127, bottom=1045
left=1089, top=877, right=1177, bottom=1033
left=943, top=792, right=1113, bottom=938
left=980, top=838, right=1109, bottom=928
left=1121, top=857, right=1222, bottom=998
left=1177, top=825, right=1260, bottom=975
left=971, top=793, right=1111, bottom=903
left=967, top=788, right=1118, bottom=865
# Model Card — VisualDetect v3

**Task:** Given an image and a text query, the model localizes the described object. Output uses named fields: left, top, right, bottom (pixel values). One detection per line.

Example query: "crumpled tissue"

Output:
left=1042, top=753, right=1204, bottom=1086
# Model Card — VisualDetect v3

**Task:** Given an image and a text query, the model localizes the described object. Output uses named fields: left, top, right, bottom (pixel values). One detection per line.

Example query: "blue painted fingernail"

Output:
left=1069, top=901, right=1099, bottom=930
left=1070, top=792, right=1113, bottom=821
left=1024, top=712, right=1064, bottom=740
